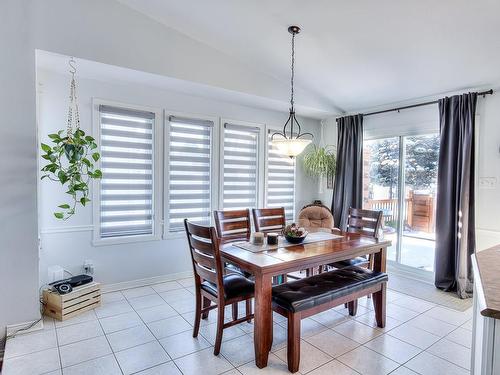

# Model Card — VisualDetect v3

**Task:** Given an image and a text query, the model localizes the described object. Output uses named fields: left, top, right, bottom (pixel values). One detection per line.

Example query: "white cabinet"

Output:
left=471, top=253, right=500, bottom=375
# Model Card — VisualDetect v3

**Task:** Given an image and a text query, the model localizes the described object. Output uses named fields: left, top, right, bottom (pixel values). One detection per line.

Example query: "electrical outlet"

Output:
left=48, top=265, right=64, bottom=283
left=83, top=259, right=94, bottom=275
left=479, top=177, right=498, bottom=189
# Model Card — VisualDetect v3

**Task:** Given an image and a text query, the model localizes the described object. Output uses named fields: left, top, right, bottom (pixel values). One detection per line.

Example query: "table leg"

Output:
left=373, top=246, right=387, bottom=273
left=372, top=246, right=387, bottom=328
left=254, top=273, right=273, bottom=368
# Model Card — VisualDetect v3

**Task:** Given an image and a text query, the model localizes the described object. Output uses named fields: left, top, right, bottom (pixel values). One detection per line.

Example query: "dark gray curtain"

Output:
left=332, top=114, right=363, bottom=230
left=435, top=93, right=477, bottom=298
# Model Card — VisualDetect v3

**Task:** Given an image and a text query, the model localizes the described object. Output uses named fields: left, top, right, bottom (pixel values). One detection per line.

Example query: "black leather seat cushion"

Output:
left=272, top=266, right=388, bottom=313
left=329, top=257, right=369, bottom=269
left=225, top=263, right=253, bottom=279
left=201, top=274, right=254, bottom=300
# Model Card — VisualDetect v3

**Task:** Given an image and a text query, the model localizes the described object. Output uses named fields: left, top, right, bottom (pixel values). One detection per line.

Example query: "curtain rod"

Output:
left=336, top=89, right=493, bottom=121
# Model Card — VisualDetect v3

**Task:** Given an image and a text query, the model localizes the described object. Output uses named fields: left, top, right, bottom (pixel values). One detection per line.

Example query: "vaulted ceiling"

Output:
left=117, top=0, right=500, bottom=114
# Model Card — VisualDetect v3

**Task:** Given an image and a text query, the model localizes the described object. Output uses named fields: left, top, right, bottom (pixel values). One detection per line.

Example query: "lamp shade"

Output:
left=271, top=138, right=312, bottom=158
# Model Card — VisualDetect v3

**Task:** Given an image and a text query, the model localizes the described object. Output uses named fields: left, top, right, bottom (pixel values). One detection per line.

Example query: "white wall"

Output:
left=31, top=0, right=330, bottom=115
left=314, top=118, right=337, bottom=208
left=0, top=0, right=39, bottom=340
left=475, top=94, right=500, bottom=250
left=37, top=69, right=321, bottom=287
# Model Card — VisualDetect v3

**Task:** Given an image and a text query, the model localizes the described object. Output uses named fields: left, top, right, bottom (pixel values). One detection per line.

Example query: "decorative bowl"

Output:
left=283, top=223, right=308, bottom=244
left=284, top=232, right=308, bottom=244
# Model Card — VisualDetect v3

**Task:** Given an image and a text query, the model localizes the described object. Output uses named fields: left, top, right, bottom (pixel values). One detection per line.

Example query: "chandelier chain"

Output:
left=270, top=25, right=313, bottom=157
left=290, top=32, right=295, bottom=111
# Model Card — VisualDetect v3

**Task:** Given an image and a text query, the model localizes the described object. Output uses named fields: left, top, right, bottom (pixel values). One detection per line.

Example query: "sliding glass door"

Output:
left=363, top=134, right=439, bottom=275
left=363, top=137, right=400, bottom=261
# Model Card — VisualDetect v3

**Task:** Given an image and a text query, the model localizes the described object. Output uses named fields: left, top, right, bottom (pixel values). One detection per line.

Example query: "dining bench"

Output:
left=272, top=266, right=388, bottom=373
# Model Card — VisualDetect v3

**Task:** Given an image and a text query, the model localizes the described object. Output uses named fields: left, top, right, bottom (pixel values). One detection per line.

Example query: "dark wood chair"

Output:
left=213, top=209, right=251, bottom=243
left=328, top=208, right=384, bottom=306
left=184, top=219, right=254, bottom=355
left=252, top=207, right=286, bottom=234
left=329, top=207, right=383, bottom=270
left=213, top=209, right=254, bottom=300
left=252, top=207, right=291, bottom=283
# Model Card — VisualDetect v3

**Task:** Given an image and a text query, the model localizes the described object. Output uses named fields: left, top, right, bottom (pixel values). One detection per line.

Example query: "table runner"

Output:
left=232, top=231, right=343, bottom=253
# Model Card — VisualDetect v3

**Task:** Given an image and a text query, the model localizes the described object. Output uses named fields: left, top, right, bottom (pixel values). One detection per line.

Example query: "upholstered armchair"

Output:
left=297, top=204, right=335, bottom=230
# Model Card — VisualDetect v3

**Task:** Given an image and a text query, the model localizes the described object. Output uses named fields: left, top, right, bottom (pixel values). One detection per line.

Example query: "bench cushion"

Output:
left=201, top=273, right=254, bottom=300
left=272, top=266, right=388, bottom=313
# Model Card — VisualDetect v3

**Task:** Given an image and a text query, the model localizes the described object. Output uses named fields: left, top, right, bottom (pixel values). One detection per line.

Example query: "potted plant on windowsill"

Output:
left=302, top=145, right=337, bottom=191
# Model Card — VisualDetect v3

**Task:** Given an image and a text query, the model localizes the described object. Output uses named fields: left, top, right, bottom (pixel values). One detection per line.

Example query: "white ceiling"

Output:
left=117, top=0, right=500, bottom=113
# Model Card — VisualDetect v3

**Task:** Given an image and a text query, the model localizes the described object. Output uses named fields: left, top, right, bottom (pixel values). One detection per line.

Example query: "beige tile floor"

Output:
left=2, top=277, right=473, bottom=375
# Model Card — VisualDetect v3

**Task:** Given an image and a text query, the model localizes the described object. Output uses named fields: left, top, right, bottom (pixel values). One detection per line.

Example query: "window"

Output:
left=167, top=115, right=214, bottom=232
left=93, top=102, right=299, bottom=243
left=266, top=129, right=296, bottom=220
left=95, top=104, right=160, bottom=242
left=221, top=122, right=261, bottom=210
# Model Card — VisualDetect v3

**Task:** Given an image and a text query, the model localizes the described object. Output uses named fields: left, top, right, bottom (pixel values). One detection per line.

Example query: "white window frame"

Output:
left=92, top=98, right=163, bottom=246
left=219, top=118, right=266, bottom=211
left=265, top=126, right=297, bottom=221
left=163, top=110, right=219, bottom=239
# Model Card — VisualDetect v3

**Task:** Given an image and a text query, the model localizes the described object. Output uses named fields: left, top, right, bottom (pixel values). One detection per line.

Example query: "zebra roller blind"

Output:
left=99, top=105, right=155, bottom=238
left=267, top=129, right=295, bottom=220
left=223, top=123, right=260, bottom=210
left=168, top=116, right=214, bottom=232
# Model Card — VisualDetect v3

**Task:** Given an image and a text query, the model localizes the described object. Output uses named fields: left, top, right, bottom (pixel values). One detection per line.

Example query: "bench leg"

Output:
left=347, top=300, right=358, bottom=316
left=287, top=312, right=301, bottom=373
left=232, top=302, right=238, bottom=321
left=373, top=283, right=387, bottom=328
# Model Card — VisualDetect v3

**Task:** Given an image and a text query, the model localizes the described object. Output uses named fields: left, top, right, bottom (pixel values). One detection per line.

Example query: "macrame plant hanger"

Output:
left=67, top=57, right=80, bottom=138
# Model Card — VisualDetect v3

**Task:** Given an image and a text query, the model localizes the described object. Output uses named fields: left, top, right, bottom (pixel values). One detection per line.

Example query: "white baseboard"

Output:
left=476, top=228, right=500, bottom=251
left=6, top=318, right=44, bottom=337
left=101, top=270, right=193, bottom=293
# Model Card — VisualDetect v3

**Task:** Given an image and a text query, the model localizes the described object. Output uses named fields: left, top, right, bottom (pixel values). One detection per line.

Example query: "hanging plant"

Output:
left=302, top=145, right=337, bottom=178
left=40, top=58, right=102, bottom=220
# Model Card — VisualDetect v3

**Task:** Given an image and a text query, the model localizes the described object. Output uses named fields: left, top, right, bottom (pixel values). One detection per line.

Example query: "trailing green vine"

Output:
left=40, top=129, right=102, bottom=220
left=302, top=144, right=336, bottom=178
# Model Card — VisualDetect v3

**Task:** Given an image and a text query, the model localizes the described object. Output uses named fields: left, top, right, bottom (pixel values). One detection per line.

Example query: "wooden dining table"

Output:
left=220, top=230, right=391, bottom=369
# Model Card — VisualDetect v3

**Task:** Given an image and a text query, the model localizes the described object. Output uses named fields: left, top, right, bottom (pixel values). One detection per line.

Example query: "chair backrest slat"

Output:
left=214, top=209, right=251, bottom=243
left=252, top=207, right=286, bottom=234
left=191, top=248, right=217, bottom=270
left=347, top=208, right=383, bottom=239
left=184, top=219, right=223, bottom=289
left=194, top=263, right=218, bottom=284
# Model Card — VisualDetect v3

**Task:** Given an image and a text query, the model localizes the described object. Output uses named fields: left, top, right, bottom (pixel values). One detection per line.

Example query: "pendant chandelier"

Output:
left=271, top=25, right=313, bottom=158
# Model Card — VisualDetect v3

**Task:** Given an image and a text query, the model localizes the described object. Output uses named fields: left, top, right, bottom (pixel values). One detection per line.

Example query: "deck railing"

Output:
left=365, top=193, right=435, bottom=232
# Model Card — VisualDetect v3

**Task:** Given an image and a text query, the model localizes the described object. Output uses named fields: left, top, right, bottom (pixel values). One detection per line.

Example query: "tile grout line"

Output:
left=383, top=302, right=472, bottom=373
left=53, top=320, right=64, bottom=374
left=93, top=299, right=126, bottom=375
left=122, top=286, right=183, bottom=374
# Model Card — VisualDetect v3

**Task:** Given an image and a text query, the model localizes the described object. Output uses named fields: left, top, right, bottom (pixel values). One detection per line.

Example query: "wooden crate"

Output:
left=43, top=282, right=101, bottom=321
